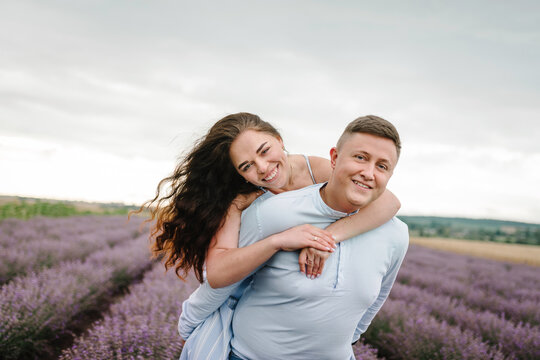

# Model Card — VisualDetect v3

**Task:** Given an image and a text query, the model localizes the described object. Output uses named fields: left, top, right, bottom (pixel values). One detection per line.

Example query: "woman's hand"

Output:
left=299, top=247, right=332, bottom=279
left=271, top=224, right=336, bottom=253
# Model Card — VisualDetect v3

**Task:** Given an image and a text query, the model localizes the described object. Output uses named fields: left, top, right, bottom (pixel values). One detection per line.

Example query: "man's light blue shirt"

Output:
left=179, top=183, right=408, bottom=359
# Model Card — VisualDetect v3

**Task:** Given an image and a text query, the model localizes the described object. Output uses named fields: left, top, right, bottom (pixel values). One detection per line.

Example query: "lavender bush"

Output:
left=402, top=245, right=540, bottom=302
left=397, top=246, right=540, bottom=325
left=0, top=234, right=152, bottom=359
left=352, top=340, right=380, bottom=360
left=363, top=299, right=506, bottom=360
left=390, top=282, right=540, bottom=359
left=1, top=218, right=539, bottom=359
left=60, top=263, right=199, bottom=360
left=0, top=216, right=145, bottom=283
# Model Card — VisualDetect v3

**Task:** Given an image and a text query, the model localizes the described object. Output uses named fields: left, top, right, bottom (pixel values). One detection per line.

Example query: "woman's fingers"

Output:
left=310, top=227, right=336, bottom=249
left=310, top=232, right=336, bottom=252
left=310, top=238, right=334, bottom=252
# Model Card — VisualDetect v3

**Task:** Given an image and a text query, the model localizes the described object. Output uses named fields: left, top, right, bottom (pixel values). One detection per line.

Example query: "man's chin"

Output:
left=347, top=195, right=371, bottom=210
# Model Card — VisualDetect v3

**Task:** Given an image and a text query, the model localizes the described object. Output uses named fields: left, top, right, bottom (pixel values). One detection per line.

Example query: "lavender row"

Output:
left=0, top=216, right=146, bottom=284
left=397, top=262, right=540, bottom=326
left=60, top=263, right=200, bottom=360
left=390, top=282, right=540, bottom=359
left=363, top=298, right=506, bottom=360
left=0, top=216, right=143, bottom=246
left=403, top=245, right=540, bottom=302
left=0, top=234, right=153, bottom=359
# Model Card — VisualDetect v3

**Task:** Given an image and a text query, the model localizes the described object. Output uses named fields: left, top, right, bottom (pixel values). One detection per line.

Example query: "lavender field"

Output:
left=1, top=216, right=539, bottom=359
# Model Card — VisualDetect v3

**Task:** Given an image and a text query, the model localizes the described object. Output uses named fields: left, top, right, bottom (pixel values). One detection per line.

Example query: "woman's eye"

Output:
left=262, top=147, right=270, bottom=154
left=243, top=164, right=252, bottom=172
left=356, top=155, right=364, bottom=160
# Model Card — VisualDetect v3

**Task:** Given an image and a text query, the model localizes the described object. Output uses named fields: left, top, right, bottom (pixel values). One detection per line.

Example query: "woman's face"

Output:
left=229, top=129, right=289, bottom=189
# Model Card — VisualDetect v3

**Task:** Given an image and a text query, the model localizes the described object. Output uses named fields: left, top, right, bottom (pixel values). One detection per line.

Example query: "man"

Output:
left=180, top=115, right=408, bottom=360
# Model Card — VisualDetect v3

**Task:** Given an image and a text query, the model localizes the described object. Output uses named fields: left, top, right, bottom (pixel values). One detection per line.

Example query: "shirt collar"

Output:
left=315, top=183, right=359, bottom=219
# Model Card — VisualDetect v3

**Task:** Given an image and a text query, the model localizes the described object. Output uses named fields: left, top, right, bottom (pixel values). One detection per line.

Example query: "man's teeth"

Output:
left=353, top=180, right=369, bottom=189
left=264, top=167, right=278, bottom=181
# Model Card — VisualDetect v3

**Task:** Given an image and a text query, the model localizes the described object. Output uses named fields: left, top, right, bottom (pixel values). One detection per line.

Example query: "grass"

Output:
left=410, top=237, right=540, bottom=266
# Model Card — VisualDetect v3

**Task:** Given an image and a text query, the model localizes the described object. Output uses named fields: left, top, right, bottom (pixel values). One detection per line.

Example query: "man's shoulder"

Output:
left=387, top=216, right=409, bottom=248
left=258, top=183, right=322, bottom=208
left=359, top=216, right=409, bottom=248
left=241, top=184, right=320, bottom=219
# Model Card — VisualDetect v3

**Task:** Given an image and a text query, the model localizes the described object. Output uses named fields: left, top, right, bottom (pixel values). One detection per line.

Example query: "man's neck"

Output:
left=319, top=183, right=359, bottom=215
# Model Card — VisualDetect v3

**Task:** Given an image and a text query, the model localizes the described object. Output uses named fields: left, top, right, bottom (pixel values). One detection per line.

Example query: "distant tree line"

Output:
left=0, top=201, right=133, bottom=220
left=400, top=216, right=540, bottom=246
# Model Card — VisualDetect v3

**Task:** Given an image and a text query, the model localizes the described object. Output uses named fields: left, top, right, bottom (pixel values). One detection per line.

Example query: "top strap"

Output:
left=303, top=155, right=317, bottom=184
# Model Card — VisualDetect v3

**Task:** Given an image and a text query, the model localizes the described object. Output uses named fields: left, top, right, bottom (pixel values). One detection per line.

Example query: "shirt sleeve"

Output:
left=178, top=198, right=264, bottom=339
left=352, top=229, right=409, bottom=343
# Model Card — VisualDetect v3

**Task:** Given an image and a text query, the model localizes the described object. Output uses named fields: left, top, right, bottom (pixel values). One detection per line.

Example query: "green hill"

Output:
left=399, top=215, right=540, bottom=245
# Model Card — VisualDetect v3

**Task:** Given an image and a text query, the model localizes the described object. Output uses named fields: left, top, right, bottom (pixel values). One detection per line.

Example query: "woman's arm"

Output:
left=308, top=155, right=401, bottom=241
left=299, top=189, right=400, bottom=277
left=299, top=156, right=401, bottom=278
left=327, top=189, right=401, bottom=243
left=205, top=195, right=336, bottom=288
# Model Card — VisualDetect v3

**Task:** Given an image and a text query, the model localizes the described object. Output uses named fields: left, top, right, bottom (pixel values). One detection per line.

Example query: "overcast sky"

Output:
left=1, top=0, right=539, bottom=223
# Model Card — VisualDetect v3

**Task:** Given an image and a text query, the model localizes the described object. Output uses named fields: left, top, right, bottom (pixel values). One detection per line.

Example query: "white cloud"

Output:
left=392, top=143, right=540, bottom=223
left=1, top=0, right=539, bottom=222
left=0, top=135, right=173, bottom=204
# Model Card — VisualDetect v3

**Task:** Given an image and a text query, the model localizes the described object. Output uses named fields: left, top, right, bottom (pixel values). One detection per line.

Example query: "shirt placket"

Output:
left=333, top=242, right=344, bottom=289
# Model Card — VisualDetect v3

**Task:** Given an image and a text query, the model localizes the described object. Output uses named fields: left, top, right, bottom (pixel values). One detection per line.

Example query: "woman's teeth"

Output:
left=264, top=167, right=278, bottom=181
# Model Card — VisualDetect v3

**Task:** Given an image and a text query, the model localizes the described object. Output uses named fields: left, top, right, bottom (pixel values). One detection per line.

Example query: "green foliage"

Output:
left=0, top=201, right=133, bottom=220
left=400, top=216, right=540, bottom=246
left=0, top=202, right=77, bottom=220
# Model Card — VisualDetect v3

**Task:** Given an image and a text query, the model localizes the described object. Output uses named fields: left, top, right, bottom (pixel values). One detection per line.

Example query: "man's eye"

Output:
left=378, top=164, right=388, bottom=170
left=356, top=155, right=365, bottom=160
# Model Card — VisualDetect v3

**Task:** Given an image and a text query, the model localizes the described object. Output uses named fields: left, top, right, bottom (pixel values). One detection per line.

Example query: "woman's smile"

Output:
left=262, top=165, right=279, bottom=183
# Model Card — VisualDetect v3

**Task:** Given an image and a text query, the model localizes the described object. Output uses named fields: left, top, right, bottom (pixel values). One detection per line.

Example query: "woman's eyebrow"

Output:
left=256, top=142, right=268, bottom=154
left=237, top=142, right=268, bottom=169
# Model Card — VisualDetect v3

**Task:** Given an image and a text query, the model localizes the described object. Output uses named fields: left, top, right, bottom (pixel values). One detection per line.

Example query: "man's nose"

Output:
left=360, top=163, right=375, bottom=180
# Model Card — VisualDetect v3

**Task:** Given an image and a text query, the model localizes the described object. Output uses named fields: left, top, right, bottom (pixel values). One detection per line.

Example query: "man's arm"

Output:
left=352, top=227, right=409, bottom=343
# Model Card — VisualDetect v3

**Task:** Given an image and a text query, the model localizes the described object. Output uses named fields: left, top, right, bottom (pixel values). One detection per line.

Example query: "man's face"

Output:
left=329, top=132, right=398, bottom=213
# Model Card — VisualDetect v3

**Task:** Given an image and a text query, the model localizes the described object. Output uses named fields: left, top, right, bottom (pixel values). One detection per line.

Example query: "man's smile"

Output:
left=352, top=179, right=372, bottom=189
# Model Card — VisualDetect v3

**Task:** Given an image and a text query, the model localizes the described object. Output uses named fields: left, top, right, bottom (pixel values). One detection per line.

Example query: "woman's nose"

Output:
left=255, top=158, right=268, bottom=174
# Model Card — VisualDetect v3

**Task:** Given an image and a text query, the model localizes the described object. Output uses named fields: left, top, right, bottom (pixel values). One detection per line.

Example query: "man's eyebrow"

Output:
left=237, top=142, right=268, bottom=170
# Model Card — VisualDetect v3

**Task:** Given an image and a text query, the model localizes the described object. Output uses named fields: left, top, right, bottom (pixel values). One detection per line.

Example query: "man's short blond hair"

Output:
left=336, top=115, right=401, bottom=158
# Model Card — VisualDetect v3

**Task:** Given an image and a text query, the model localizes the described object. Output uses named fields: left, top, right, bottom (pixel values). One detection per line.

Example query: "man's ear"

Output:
left=329, top=147, right=338, bottom=169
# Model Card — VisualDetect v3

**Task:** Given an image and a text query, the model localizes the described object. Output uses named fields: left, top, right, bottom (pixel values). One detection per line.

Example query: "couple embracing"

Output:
left=142, top=113, right=409, bottom=360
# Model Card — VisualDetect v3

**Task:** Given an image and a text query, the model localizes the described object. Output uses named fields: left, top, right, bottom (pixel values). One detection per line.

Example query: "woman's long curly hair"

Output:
left=136, top=113, right=281, bottom=283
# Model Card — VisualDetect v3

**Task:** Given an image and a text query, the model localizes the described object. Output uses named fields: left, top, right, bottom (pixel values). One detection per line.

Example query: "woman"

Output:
left=138, top=113, right=400, bottom=358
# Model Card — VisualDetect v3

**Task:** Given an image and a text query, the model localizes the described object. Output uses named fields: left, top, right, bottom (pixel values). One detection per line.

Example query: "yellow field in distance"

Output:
left=410, top=237, right=540, bottom=267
